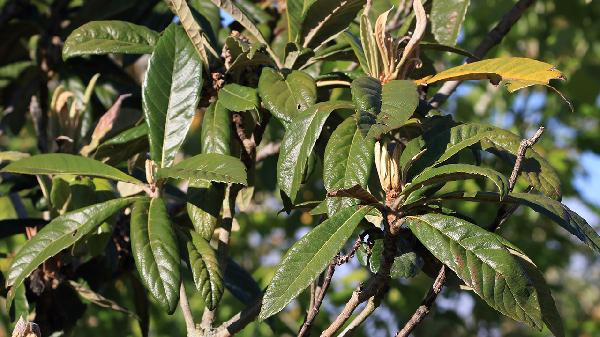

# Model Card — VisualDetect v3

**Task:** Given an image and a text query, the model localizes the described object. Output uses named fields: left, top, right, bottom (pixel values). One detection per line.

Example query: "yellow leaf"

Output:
left=415, top=57, right=565, bottom=92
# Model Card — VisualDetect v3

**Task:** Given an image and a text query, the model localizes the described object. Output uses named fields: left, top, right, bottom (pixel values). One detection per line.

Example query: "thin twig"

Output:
left=395, top=267, right=446, bottom=337
left=428, top=0, right=536, bottom=110
left=338, top=294, right=383, bottom=337
left=214, top=298, right=262, bottom=337
left=489, top=127, right=544, bottom=232
left=179, top=283, right=201, bottom=337
left=256, top=142, right=281, bottom=162
left=298, top=261, right=336, bottom=337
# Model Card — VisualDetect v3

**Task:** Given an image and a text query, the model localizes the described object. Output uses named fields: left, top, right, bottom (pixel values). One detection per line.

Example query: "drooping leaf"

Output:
left=187, top=181, right=225, bottom=240
left=157, top=153, right=247, bottom=186
left=351, top=76, right=381, bottom=136
left=224, top=258, right=262, bottom=304
left=327, top=185, right=379, bottom=205
left=403, top=164, right=509, bottom=200
left=439, top=191, right=600, bottom=254
left=165, top=0, right=216, bottom=68
left=260, top=205, right=373, bottom=319
left=430, top=0, right=470, bottom=46
left=130, top=198, right=180, bottom=314
left=301, top=0, right=366, bottom=49
left=208, top=0, right=280, bottom=65
left=366, top=80, right=419, bottom=138
left=411, top=123, right=561, bottom=199
left=407, top=213, right=546, bottom=330
left=341, top=32, right=370, bottom=75
left=182, top=229, right=223, bottom=310
left=420, top=41, right=477, bottom=59
left=5, top=198, right=138, bottom=307
left=277, top=101, right=354, bottom=202
left=258, top=67, right=316, bottom=126
left=69, top=280, right=139, bottom=319
left=142, top=24, right=203, bottom=168
left=218, top=84, right=259, bottom=112
left=324, top=118, right=375, bottom=215
left=1, top=153, right=142, bottom=184
left=62, top=21, right=159, bottom=60
left=415, top=58, right=565, bottom=92
left=201, top=101, right=231, bottom=155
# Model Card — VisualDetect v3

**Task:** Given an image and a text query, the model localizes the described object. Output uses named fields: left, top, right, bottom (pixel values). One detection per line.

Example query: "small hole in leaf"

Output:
left=297, top=104, right=301, bottom=110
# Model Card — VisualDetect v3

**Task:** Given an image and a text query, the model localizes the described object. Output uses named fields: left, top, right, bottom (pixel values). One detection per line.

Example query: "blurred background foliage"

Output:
left=0, top=0, right=598, bottom=336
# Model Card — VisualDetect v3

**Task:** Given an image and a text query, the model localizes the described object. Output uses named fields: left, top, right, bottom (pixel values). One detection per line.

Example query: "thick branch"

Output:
left=428, top=0, right=536, bottom=110
left=214, top=298, right=262, bottom=337
left=338, top=294, right=383, bottom=337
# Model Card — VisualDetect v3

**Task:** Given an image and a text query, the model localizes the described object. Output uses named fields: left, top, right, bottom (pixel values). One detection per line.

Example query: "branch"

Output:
left=395, top=266, right=446, bottom=337
left=428, top=0, right=536, bottom=110
left=214, top=297, right=262, bottom=337
left=298, top=261, right=336, bottom=337
left=179, top=283, right=201, bottom=337
left=255, top=142, right=281, bottom=162
left=338, top=294, right=383, bottom=337
left=489, top=126, right=544, bottom=232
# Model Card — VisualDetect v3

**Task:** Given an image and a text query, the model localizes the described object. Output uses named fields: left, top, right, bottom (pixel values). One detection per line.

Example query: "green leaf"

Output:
left=5, top=198, right=137, bottom=306
left=224, top=258, right=262, bottom=304
left=1, top=153, right=142, bottom=184
left=301, top=0, right=366, bottom=49
left=63, top=21, right=159, bottom=60
left=360, top=15, right=380, bottom=78
left=341, top=32, right=369, bottom=76
left=201, top=101, right=231, bottom=155
left=187, top=181, right=225, bottom=240
left=503, top=245, right=565, bottom=337
left=430, top=0, right=470, bottom=46
left=366, top=80, right=419, bottom=138
left=420, top=41, right=477, bottom=59
left=258, top=67, right=316, bottom=126
left=277, top=101, right=354, bottom=202
left=403, top=164, right=509, bottom=200
left=260, top=205, right=373, bottom=319
left=130, top=198, right=180, bottom=314
left=157, top=153, right=247, bottom=186
left=406, top=213, right=546, bottom=330
left=218, top=84, right=259, bottom=112
left=324, top=118, right=374, bottom=215
left=415, top=58, right=565, bottom=93
left=183, top=229, right=223, bottom=310
left=285, top=0, right=306, bottom=43
left=351, top=76, right=381, bottom=136
left=9, top=284, right=28, bottom=323
left=142, top=24, right=203, bottom=168
left=439, top=191, right=600, bottom=254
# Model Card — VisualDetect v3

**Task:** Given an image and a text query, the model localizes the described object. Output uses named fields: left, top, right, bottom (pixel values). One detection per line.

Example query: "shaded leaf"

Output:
left=130, top=198, right=180, bottom=313
left=302, top=0, right=366, bottom=49
left=407, top=213, right=545, bottom=329
left=63, top=21, right=159, bottom=60
left=157, top=153, right=247, bottom=186
left=260, top=205, right=373, bottom=319
left=5, top=198, right=138, bottom=307
left=224, top=258, right=262, bottom=304
left=416, top=58, right=565, bottom=92
left=187, top=181, right=225, bottom=240
left=351, top=76, right=381, bottom=136
left=142, top=24, right=203, bottom=168
left=439, top=191, right=600, bottom=254
left=403, top=164, right=509, bottom=200
left=69, top=280, right=139, bottom=319
left=277, top=101, right=354, bottom=202
left=201, top=101, right=231, bottom=155
left=1, top=153, right=142, bottom=184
